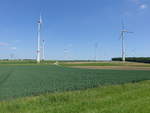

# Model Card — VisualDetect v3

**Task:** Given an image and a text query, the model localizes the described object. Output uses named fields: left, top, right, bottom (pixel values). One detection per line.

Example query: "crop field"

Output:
left=0, top=64, right=150, bottom=101
left=1, top=80, right=150, bottom=113
left=60, top=61, right=150, bottom=67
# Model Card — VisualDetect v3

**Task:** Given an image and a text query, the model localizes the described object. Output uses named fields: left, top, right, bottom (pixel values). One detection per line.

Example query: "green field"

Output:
left=0, top=60, right=55, bottom=64
left=0, top=64, right=150, bottom=101
left=0, top=80, right=150, bottom=113
left=60, top=62, right=150, bottom=67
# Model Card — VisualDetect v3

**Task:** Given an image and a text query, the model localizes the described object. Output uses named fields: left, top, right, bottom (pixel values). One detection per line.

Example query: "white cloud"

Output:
left=0, top=42, right=9, bottom=46
left=131, top=0, right=148, bottom=10
left=14, top=40, right=20, bottom=43
left=139, top=4, right=148, bottom=9
left=0, top=42, right=18, bottom=51
left=10, top=47, right=17, bottom=50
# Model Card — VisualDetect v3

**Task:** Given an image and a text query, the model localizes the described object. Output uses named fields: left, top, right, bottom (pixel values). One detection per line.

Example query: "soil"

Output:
left=71, top=66, right=150, bottom=71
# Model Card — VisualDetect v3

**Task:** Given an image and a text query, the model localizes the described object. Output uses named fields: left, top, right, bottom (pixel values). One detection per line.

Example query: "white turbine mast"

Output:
left=37, top=14, right=42, bottom=63
left=42, top=40, right=45, bottom=60
left=120, top=21, right=133, bottom=62
left=94, top=42, right=98, bottom=61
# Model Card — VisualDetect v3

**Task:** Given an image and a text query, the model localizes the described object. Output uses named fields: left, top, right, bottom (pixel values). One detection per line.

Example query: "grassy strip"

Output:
left=0, top=60, right=56, bottom=64
left=60, top=62, right=150, bottom=67
left=0, top=80, right=150, bottom=113
left=1, top=60, right=150, bottom=67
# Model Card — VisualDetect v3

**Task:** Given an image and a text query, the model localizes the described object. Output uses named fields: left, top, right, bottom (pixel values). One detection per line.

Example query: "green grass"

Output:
left=0, top=64, right=150, bottom=101
left=0, top=60, right=56, bottom=64
left=60, top=62, right=150, bottom=67
left=1, top=60, right=150, bottom=67
left=0, top=80, right=150, bottom=113
left=60, top=62, right=123, bottom=66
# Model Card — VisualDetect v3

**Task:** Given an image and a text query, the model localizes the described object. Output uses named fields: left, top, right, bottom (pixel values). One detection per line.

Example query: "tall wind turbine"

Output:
left=37, top=14, right=42, bottom=63
left=120, top=21, right=133, bottom=62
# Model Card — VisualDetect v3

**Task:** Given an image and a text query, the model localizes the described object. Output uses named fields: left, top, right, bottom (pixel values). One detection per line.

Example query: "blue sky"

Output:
left=0, top=0, right=149, bottom=60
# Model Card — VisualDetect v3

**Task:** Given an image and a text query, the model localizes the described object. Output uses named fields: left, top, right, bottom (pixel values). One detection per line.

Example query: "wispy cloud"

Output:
left=131, top=0, right=148, bottom=10
left=13, top=40, right=20, bottom=43
left=10, top=47, right=17, bottom=50
left=139, top=4, right=148, bottom=9
left=0, top=42, right=17, bottom=51
left=0, top=42, right=9, bottom=46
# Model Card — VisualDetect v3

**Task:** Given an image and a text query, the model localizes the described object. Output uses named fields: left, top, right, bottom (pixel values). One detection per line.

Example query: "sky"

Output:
left=0, top=0, right=150, bottom=60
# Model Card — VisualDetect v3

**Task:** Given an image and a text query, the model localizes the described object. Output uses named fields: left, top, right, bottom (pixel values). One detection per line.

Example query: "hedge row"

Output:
left=112, top=57, right=150, bottom=63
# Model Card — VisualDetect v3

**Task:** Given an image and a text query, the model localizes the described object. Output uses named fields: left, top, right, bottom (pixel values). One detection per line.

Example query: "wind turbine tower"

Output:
left=37, top=15, right=42, bottom=63
left=94, top=43, right=98, bottom=61
left=42, top=40, right=45, bottom=60
left=120, top=22, right=133, bottom=62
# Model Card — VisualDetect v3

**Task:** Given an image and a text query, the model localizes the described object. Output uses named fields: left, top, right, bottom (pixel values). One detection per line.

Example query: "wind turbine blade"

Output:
left=40, top=15, right=42, bottom=24
left=121, top=20, right=125, bottom=30
left=38, top=13, right=42, bottom=24
left=119, top=32, right=123, bottom=40
left=127, top=31, right=134, bottom=33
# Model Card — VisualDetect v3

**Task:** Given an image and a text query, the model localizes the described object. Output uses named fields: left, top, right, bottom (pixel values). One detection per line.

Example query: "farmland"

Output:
left=1, top=80, right=150, bottom=113
left=60, top=61, right=150, bottom=67
left=0, top=63, right=150, bottom=102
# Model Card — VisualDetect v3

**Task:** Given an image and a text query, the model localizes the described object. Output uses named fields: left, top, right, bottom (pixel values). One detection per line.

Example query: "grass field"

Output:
left=60, top=61, right=150, bottom=67
left=0, top=60, right=56, bottom=64
left=0, top=80, right=150, bottom=113
left=0, top=64, right=150, bottom=101
left=0, top=62, right=150, bottom=113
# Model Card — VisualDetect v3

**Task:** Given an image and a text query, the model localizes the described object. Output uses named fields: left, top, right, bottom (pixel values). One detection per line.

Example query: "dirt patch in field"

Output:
left=63, top=61, right=150, bottom=66
left=71, top=66, right=150, bottom=71
left=63, top=62, right=97, bottom=64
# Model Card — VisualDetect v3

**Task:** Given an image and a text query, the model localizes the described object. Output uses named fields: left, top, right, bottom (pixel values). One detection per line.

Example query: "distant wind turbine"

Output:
left=94, top=43, right=98, bottom=61
left=42, top=40, right=45, bottom=60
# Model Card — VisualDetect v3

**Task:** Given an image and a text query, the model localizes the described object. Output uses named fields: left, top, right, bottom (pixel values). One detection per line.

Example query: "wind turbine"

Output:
left=37, top=14, right=42, bottom=63
left=42, top=40, right=45, bottom=61
left=120, top=21, right=133, bottom=62
left=64, top=49, right=69, bottom=60
left=94, top=43, right=98, bottom=61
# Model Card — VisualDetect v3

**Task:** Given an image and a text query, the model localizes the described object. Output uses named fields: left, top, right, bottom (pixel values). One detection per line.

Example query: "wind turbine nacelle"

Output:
left=38, top=21, right=42, bottom=24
